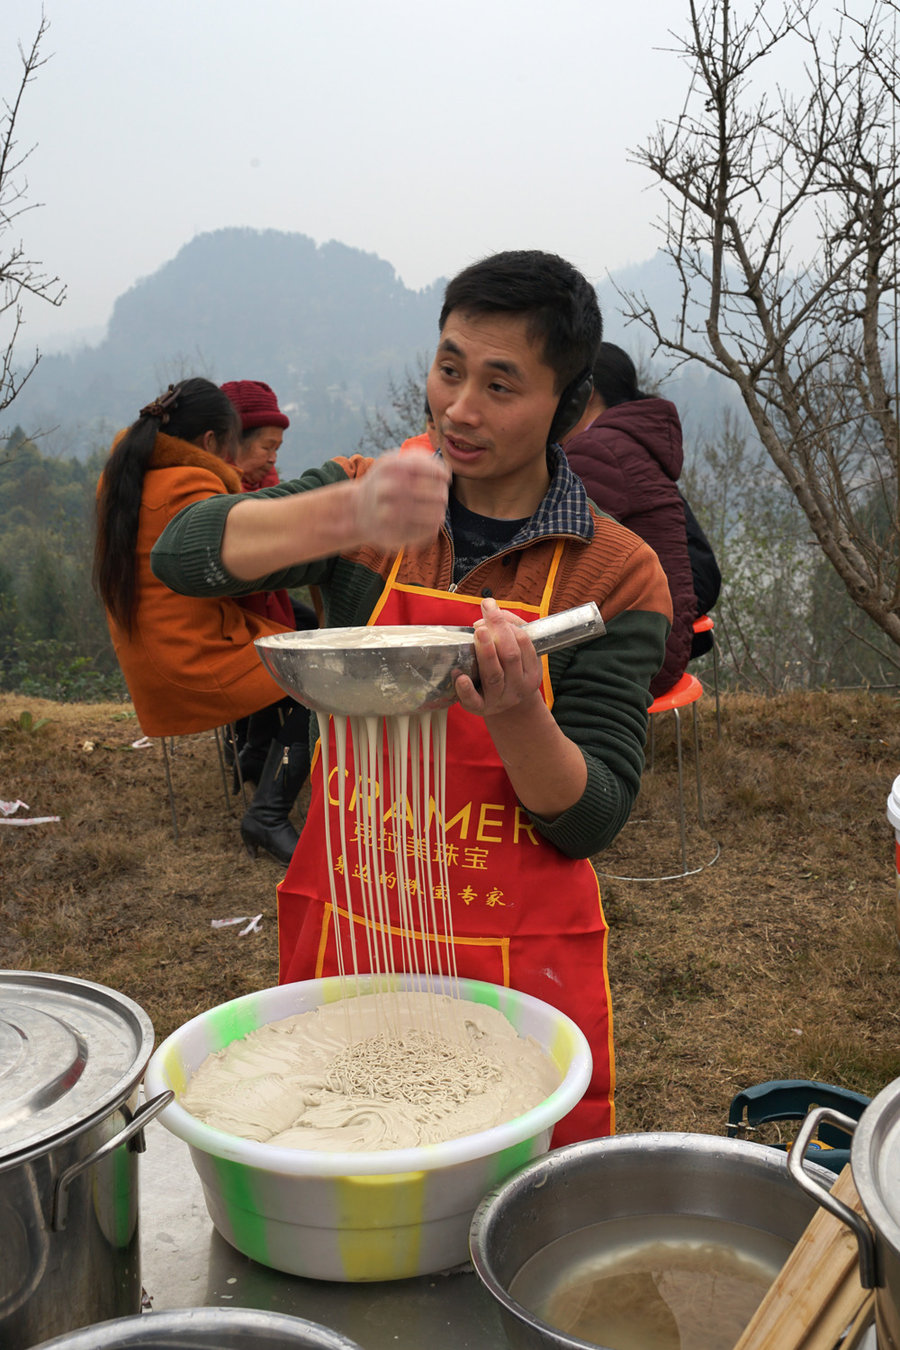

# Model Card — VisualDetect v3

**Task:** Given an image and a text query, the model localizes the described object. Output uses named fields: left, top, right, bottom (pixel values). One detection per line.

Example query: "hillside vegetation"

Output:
left=2, top=226, right=896, bottom=705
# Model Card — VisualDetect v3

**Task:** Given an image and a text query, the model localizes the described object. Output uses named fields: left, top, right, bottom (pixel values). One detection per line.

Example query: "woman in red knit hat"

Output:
left=220, top=380, right=318, bottom=638
left=220, top=380, right=289, bottom=491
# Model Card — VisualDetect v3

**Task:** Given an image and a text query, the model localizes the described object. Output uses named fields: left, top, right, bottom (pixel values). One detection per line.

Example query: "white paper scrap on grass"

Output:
left=0, top=799, right=61, bottom=825
left=211, top=914, right=264, bottom=936
left=0, top=817, right=62, bottom=826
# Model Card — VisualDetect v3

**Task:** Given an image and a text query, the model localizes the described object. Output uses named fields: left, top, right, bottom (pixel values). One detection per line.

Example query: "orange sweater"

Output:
left=101, top=434, right=289, bottom=736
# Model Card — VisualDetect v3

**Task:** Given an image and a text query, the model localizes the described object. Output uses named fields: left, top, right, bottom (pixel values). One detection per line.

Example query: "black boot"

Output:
left=237, top=740, right=269, bottom=789
left=233, top=708, right=277, bottom=792
left=240, top=741, right=307, bottom=866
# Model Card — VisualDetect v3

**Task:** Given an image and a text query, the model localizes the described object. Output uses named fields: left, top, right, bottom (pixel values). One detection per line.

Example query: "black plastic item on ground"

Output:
left=726, top=1078, right=871, bottom=1174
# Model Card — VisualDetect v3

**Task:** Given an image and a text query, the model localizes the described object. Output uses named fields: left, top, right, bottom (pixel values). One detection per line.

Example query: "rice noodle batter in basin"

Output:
left=182, top=989, right=560, bottom=1151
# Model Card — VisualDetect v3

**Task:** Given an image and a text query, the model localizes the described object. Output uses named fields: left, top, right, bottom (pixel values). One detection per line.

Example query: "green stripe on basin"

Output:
left=486, top=1134, right=541, bottom=1190
left=111, top=1142, right=134, bottom=1247
left=467, top=979, right=502, bottom=1014
left=335, top=1171, right=425, bottom=1279
left=205, top=993, right=265, bottom=1051
left=207, top=1153, right=271, bottom=1267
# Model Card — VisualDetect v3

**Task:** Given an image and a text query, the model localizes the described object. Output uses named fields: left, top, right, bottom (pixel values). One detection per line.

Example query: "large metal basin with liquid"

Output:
left=469, top=1131, right=836, bottom=1350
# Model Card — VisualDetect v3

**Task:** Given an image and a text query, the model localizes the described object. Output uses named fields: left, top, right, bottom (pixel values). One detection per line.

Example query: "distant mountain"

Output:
left=7, top=228, right=749, bottom=476
left=9, top=228, right=444, bottom=476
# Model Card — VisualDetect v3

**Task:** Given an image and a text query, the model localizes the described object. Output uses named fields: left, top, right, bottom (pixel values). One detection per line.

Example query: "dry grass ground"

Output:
left=2, top=688, right=899, bottom=1139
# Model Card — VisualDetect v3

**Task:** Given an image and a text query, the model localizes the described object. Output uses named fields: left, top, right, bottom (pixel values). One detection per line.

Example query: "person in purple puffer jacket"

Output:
left=562, top=343, right=696, bottom=697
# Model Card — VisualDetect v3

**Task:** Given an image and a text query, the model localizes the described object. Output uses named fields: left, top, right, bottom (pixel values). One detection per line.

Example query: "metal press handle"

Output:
left=52, top=1089, right=175, bottom=1231
left=525, top=603, right=606, bottom=656
left=787, top=1106, right=879, bottom=1289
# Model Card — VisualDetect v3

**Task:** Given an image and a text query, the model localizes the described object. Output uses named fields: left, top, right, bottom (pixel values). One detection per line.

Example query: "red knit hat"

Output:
left=221, top=380, right=290, bottom=431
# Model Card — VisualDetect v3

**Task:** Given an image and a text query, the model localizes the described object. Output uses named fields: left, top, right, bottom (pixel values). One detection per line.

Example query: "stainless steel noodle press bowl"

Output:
left=255, top=602, right=606, bottom=718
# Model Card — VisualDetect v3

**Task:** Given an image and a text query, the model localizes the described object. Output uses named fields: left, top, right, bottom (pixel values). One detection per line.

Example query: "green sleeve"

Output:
left=150, top=460, right=351, bottom=596
left=531, top=607, right=669, bottom=859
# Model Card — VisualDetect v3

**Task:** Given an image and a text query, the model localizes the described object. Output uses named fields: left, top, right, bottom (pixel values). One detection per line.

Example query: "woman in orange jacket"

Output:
left=94, top=377, right=307, bottom=862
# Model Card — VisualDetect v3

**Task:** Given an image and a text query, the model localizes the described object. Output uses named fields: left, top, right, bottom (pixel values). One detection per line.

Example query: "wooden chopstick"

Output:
left=732, top=1164, right=875, bottom=1350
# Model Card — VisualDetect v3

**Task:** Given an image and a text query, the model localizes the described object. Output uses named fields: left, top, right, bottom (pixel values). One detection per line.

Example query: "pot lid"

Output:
left=0, top=971, right=155, bottom=1163
left=853, top=1074, right=900, bottom=1251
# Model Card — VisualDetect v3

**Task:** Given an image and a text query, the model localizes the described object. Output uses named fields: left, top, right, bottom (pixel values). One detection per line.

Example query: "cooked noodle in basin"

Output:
left=181, top=990, right=561, bottom=1152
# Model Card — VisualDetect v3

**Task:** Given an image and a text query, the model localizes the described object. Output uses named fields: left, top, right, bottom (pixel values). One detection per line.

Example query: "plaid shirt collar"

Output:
left=437, top=444, right=594, bottom=547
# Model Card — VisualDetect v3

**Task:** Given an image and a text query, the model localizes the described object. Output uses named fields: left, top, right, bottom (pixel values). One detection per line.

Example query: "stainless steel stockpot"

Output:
left=0, top=971, right=172, bottom=1350
left=789, top=1079, right=900, bottom=1350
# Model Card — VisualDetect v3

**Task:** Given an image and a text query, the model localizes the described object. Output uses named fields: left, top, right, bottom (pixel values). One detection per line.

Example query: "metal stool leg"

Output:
left=223, top=722, right=248, bottom=806
left=217, top=722, right=249, bottom=807
left=212, top=726, right=236, bottom=811
left=160, top=737, right=179, bottom=842
left=691, top=702, right=706, bottom=829
left=711, top=632, right=721, bottom=740
left=158, top=727, right=250, bottom=843
left=672, top=706, right=688, bottom=876
left=598, top=673, right=718, bottom=882
left=229, top=723, right=248, bottom=807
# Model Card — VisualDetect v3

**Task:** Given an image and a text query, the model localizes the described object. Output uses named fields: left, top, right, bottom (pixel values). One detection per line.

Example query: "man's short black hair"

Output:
left=439, top=250, right=602, bottom=393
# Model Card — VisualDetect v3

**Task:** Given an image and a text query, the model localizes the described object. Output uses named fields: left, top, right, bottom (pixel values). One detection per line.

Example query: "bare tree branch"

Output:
left=0, top=14, right=66, bottom=418
left=356, top=356, right=430, bottom=455
left=625, top=0, right=900, bottom=649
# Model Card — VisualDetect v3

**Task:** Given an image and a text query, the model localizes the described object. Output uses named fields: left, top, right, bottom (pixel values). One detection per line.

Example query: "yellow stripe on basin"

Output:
left=161, top=1046, right=190, bottom=1097
left=547, top=1018, right=578, bottom=1075
left=336, top=1170, right=426, bottom=1279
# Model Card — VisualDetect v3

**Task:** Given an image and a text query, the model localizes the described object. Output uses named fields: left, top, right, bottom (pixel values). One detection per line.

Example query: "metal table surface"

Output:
left=139, top=1119, right=509, bottom=1348
left=139, top=1123, right=883, bottom=1350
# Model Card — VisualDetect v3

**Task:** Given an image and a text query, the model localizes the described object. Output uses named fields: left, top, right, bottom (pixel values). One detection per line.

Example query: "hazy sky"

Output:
left=3, top=0, right=698, bottom=348
left=3, top=0, right=862, bottom=352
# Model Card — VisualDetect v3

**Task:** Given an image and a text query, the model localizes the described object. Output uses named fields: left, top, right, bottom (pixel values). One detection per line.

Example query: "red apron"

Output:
left=277, top=549, right=615, bottom=1143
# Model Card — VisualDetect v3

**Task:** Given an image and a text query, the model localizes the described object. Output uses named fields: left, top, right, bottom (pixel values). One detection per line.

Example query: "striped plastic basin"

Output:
left=143, top=973, right=591, bottom=1282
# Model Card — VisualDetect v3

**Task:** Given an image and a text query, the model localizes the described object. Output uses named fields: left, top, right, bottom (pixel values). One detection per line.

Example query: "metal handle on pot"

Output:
left=52, top=1089, right=174, bottom=1231
left=787, top=1105, right=879, bottom=1289
left=524, top=603, right=606, bottom=656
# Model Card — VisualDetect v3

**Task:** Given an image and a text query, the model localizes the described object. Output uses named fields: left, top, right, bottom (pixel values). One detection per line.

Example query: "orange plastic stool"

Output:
left=692, top=613, right=721, bottom=739
left=644, top=673, right=715, bottom=878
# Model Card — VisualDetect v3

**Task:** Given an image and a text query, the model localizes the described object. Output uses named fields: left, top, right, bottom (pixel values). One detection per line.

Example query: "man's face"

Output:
left=426, top=310, right=559, bottom=505
left=236, top=427, right=282, bottom=485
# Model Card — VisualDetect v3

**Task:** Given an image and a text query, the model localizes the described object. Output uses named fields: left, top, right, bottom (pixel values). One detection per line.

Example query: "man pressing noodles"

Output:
left=151, top=251, right=671, bottom=1144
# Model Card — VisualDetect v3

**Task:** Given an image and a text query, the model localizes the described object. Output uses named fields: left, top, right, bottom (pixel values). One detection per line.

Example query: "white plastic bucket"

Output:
left=888, top=775, right=900, bottom=949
